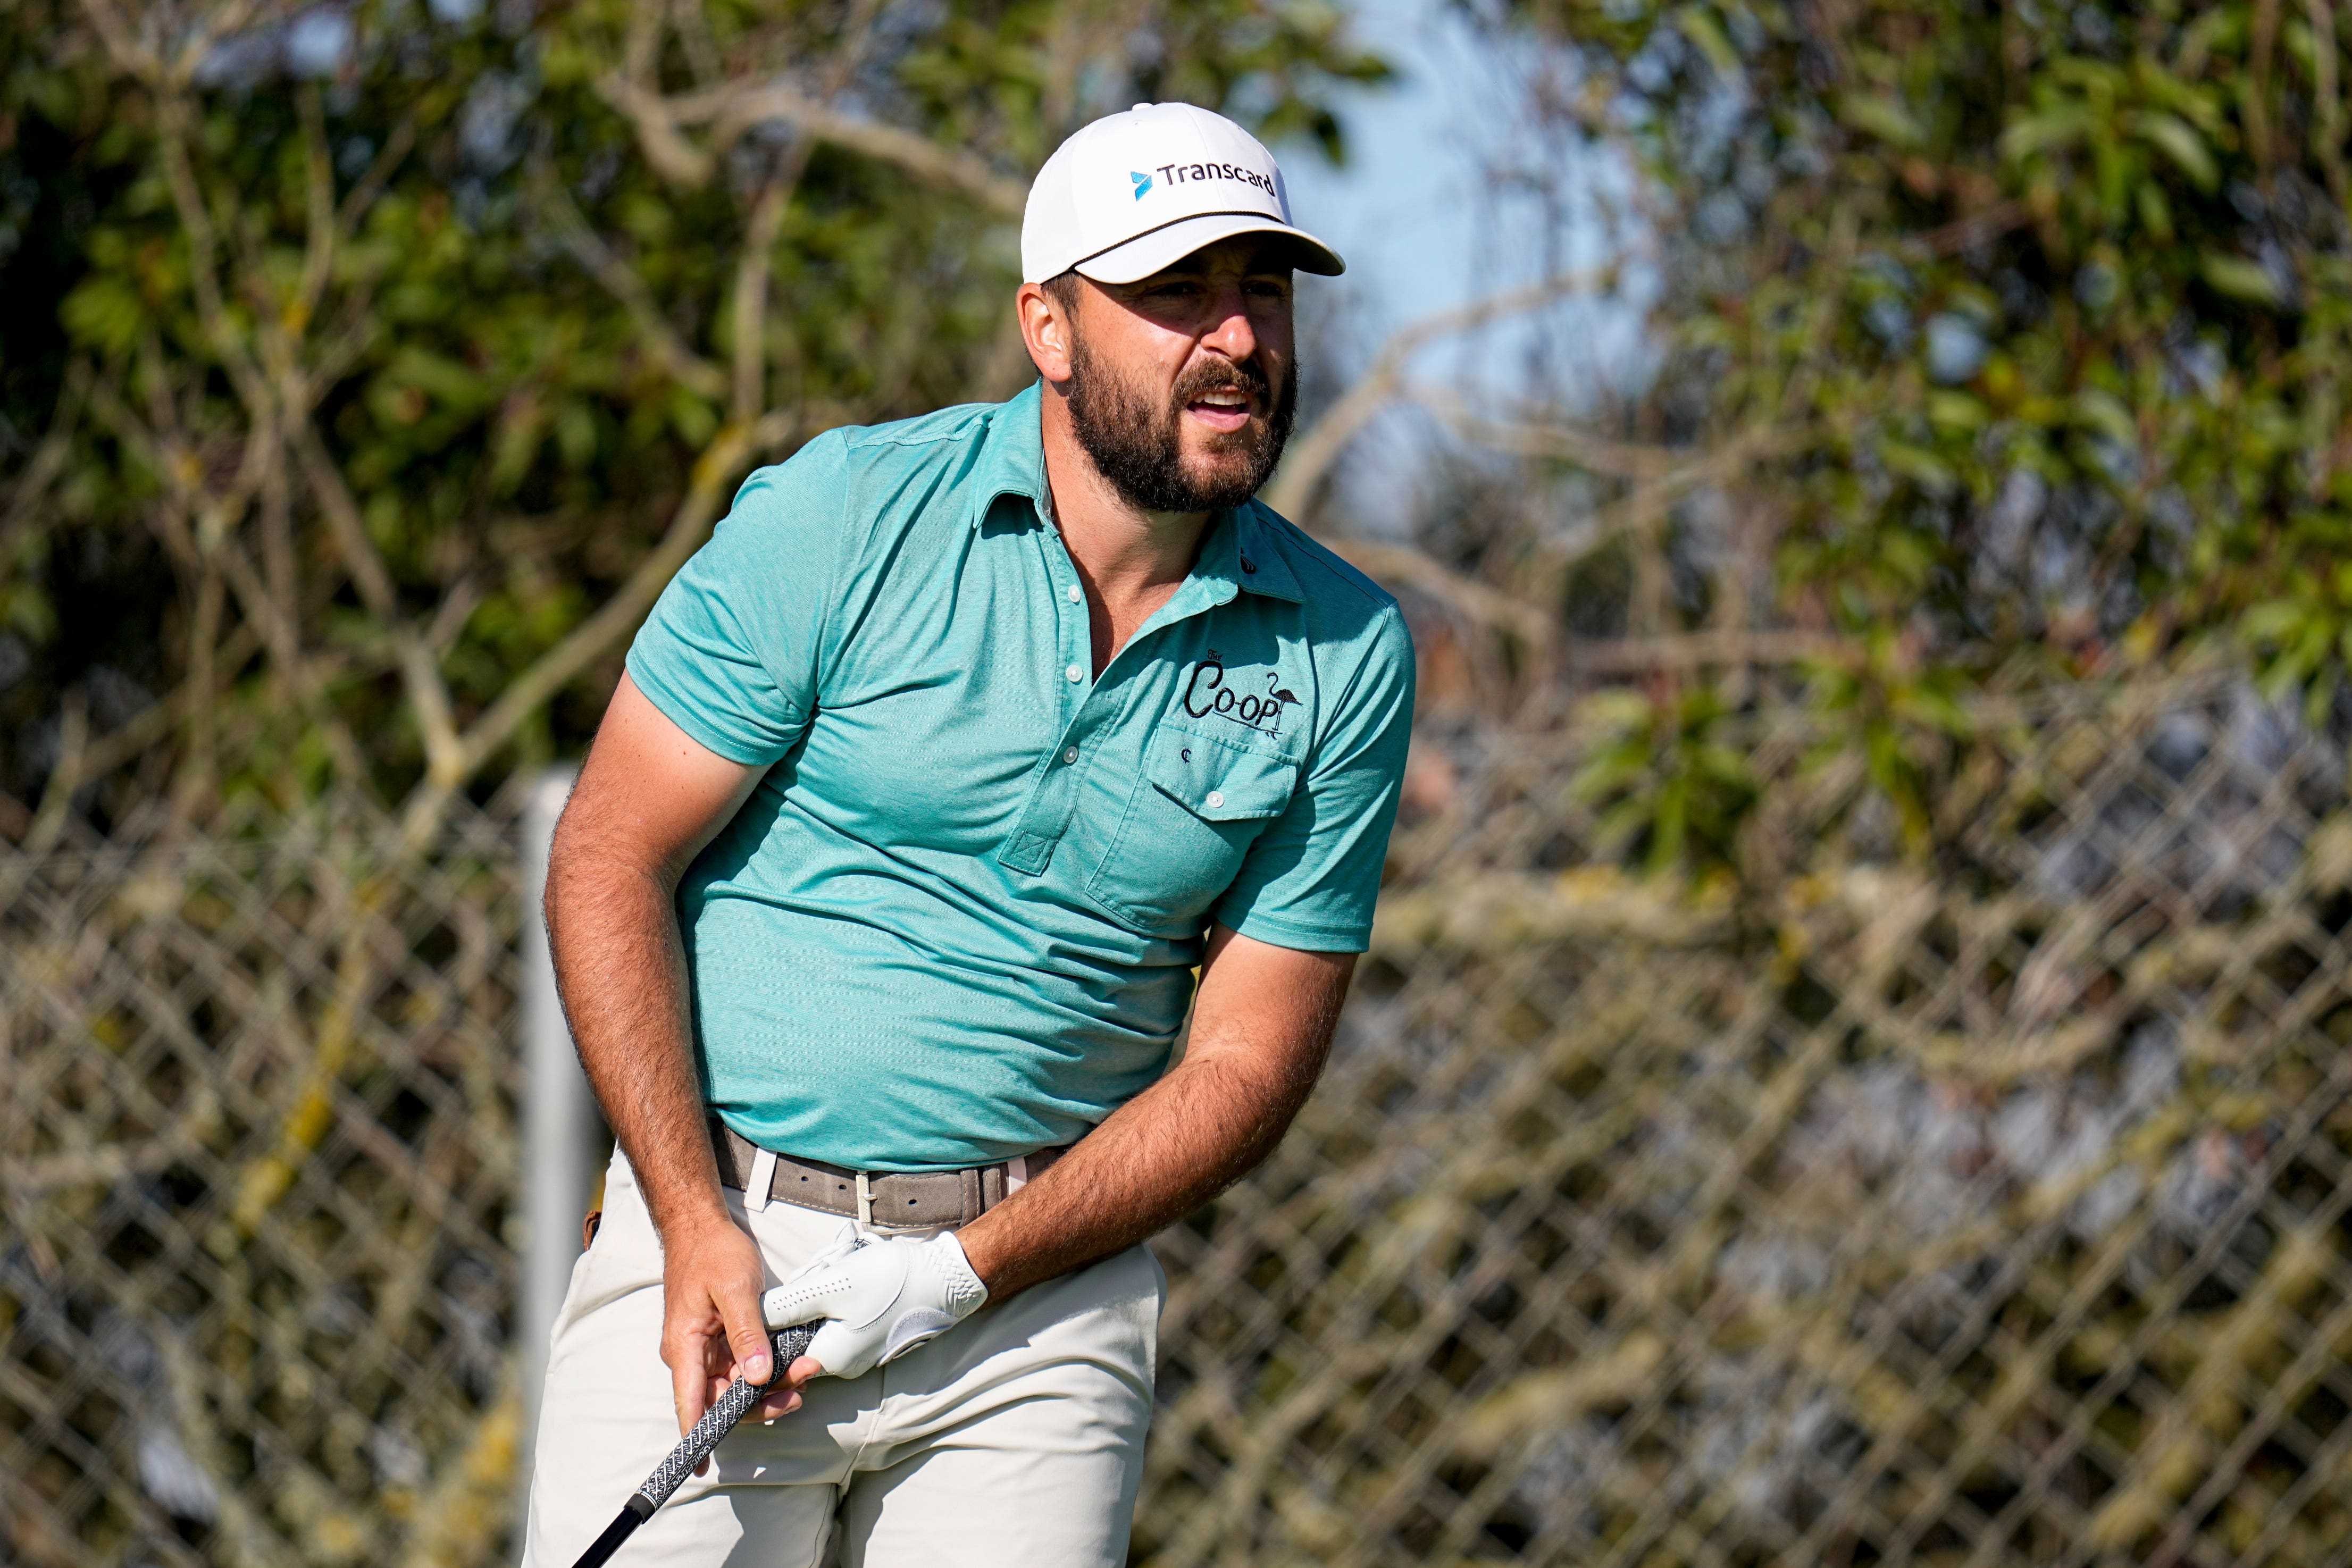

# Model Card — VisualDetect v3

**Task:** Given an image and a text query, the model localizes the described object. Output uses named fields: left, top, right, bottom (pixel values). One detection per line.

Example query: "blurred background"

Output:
left=7, top=1, right=2352, bottom=1563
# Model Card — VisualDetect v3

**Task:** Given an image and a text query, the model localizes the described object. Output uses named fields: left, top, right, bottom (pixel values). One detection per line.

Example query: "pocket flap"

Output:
left=1149, top=735, right=1298, bottom=822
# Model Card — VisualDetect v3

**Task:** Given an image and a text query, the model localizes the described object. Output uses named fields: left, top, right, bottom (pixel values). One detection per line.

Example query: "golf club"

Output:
left=568, top=1323, right=819, bottom=1568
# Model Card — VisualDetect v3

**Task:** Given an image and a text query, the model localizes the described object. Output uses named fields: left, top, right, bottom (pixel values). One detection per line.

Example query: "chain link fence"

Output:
left=8, top=669, right=2352, bottom=1567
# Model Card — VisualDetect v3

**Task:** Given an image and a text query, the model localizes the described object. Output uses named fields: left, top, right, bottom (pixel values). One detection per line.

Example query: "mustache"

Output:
left=1172, top=357, right=1275, bottom=408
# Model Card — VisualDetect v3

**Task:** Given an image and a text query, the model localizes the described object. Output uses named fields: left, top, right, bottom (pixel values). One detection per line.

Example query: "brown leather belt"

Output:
left=709, top=1118, right=1065, bottom=1233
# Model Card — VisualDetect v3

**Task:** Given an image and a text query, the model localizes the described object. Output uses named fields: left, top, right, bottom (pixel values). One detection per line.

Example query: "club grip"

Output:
left=634, top=1324, right=818, bottom=1511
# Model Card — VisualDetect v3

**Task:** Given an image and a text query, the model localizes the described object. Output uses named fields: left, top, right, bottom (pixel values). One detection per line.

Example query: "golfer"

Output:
left=521, top=101, right=1413, bottom=1567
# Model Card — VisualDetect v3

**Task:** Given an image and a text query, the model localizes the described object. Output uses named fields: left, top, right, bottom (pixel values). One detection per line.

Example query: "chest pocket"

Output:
left=1087, top=727, right=1299, bottom=936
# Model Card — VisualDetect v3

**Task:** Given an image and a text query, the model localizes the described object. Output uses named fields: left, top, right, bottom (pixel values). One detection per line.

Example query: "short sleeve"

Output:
left=1213, top=605, right=1415, bottom=952
left=624, top=433, right=853, bottom=766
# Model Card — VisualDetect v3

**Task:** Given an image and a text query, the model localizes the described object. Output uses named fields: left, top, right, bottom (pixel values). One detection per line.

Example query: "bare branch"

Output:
left=293, top=426, right=465, bottom=783
left=1525, top=425, right=1798, bottom=589
left=691, top=82, right=1030, bottom=215
left=22, top=689, right=88, bottom=860
left=337, top=115, right=417, bottom=236
left=87, top=375, right=374, bottom=789
left=399, top=410, right=823, bottom=841
left=1, top=360, right=92, bottom=560
left=724, top=0, right=883, bottom=422
left=1310, top=533, right=1554, bottom=648
left=602, top=72, right=1029, bottom=215
left=1413, top=388, right=1698, bottom=480
left=1563, top=629, right=1837, bottom=673
left=731, top=162, right=798, bottom=421
left=292, top=87, right=336, bottom=331
left=445, top=420, right=757, bottom=775
left=152, top=90, right=275, bottom=420
left=1263, top=270, right=1611, bottom=520
left=70, top=0, right=160, bottom=78
left=596, top=73, right=719, bottom=186
left=1898, top=199, right=2030, bottom=261
left=166, top=0, right=281, bottom=88
left=56, top=622, right=265, bottom=790
left=532, top=157, right=729, bottom=400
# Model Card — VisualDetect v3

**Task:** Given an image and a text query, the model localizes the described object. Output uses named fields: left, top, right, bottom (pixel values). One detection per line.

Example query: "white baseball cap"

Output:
left=1021, top=102, right=1345, bottom=285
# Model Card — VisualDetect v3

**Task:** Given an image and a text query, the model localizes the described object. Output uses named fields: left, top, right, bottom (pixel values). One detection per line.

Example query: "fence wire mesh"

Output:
left=1, top=796, right=525, bottom=1568
left=7, top=670, right=2352, bottom=1568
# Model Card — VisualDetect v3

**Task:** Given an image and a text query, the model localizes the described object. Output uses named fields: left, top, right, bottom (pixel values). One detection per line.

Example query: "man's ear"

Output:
left=1016, top=281, right=1077, bottom=386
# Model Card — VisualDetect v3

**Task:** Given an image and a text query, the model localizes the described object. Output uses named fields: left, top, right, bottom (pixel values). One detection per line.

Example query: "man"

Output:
left=522, top=101, right=1413, bottom=1567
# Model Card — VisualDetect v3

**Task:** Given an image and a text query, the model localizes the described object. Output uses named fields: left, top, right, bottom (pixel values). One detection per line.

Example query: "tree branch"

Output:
left=1563, top=629, right=1838, bottom=672
left=397, top=409, right=816, bottom=842
left=293, top=425, right=465, bottom=784
left=151, top=88, right=276, bottom=421
left=601, top=72, right=1028, bottom=215
left=291, top=87, right=337, bottom=332
left=1413, top=387, right=1704, bottom=480
left=596, top=72, right=721, bottom=186
left=1263, top=270, right=1610, bottom=520
left=1310, top=533, right=1554, bottom=647
left=531, top=156, right=729, bottom=400
left=731, top=159, right=799, bottom=422
left=0, top=360, right=91, bottom=561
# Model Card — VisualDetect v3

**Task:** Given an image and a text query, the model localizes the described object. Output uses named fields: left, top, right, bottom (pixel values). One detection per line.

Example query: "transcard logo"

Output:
left=1141, top=160, right=1278, bottom=202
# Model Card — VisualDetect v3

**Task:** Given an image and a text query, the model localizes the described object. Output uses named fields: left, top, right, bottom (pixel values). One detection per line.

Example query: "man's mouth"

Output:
left=1184, top=387, right=1256, bottom=433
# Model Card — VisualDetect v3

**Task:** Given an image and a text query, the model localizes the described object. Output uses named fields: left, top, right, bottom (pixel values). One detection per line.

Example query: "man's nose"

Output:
left=1201, top=292, right=1258, bottom=363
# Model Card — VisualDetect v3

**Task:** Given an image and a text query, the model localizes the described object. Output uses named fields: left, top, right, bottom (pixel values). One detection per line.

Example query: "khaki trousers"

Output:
left=519, top=1150, right=1162, bottom=1567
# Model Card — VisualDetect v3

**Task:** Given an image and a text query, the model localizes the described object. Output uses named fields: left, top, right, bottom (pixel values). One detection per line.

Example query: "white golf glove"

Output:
left=760, top=1226, right=988, bottom=1379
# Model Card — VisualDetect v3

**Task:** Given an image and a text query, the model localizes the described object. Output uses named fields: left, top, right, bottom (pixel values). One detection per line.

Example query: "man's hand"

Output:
left=762, top=1227, right=989, bottom=1379
left=659, top=1215, right=819, bottom=1437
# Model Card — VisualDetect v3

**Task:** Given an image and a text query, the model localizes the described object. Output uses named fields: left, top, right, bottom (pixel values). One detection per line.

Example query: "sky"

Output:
left=1269, top=0, right=1656, bottom=533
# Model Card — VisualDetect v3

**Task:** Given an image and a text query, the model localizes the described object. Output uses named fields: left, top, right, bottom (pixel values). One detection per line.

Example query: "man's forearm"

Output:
left=956, top=1048, right=1317, bottom=1300
left=545, top=850, right=730, bottom=1243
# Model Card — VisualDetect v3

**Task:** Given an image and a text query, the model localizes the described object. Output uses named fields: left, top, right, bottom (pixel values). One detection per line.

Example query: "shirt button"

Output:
left=1065, top=664, right=1084, bottom=683
left=1065, top=584, right=1083, bottom=603
left=1206, top=790, right=1226, bottom=809
left=1062, top=747, right=1079, bottom=765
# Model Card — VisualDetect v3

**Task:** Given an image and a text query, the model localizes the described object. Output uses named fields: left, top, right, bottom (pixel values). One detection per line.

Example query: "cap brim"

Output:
left=1072, top=212, right=1345, bottom=284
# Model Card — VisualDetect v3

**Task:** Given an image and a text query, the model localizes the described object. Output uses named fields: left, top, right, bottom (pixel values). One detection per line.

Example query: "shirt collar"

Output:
left=1230, top=503, right=1305, bottom=602
left=1187, top=504, right=1306, bottom=606
left=968, top=381, right=1052, bottom=531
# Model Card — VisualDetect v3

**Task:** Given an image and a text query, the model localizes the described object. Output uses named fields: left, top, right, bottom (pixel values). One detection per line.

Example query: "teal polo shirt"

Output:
left=624, top=382, right=1414, bottom=1171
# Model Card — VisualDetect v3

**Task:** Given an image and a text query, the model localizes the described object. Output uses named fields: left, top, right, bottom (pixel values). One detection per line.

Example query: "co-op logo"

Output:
left=1183, top=652, right=1300, bottom=735
left=1128, top=161, right=1277, bottom=202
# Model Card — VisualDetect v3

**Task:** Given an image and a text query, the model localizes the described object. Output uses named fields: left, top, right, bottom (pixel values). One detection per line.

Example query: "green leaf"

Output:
left=1673, top=6, right=1742, bottom=79
left=1879, top=440, right=1957, bottom=494
left=1927, top=391, right=1988, bottom=433
left=2240, top=599, right=2306, bottom=643
left=1998, top=109, right=2091, bottom=162
left=2128, top=111, right=2217, bottom=191
left=1837, top=92, right=1928, bottom=149
left=2199, top=253, right=2287, bottom=307
left=60, top=277, right=146, bottom=354
left=2071, top=389, right=2138, bottom=447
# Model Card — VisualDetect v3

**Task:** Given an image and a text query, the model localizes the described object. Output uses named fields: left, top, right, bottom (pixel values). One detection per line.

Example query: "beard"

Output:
left=1065, top=334, right=1298, bottom=514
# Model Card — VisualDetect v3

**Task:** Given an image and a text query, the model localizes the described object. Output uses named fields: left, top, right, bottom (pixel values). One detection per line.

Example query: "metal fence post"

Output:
left=517, top=762, right=602, bottom=1512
